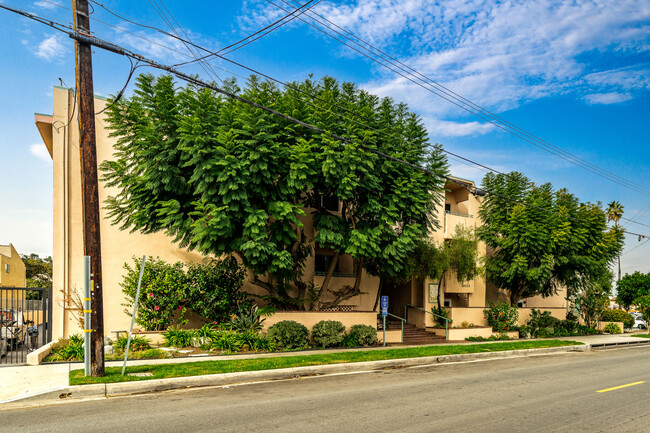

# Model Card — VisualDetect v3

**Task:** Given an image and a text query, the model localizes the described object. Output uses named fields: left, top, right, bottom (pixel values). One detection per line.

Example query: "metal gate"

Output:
left=0, top=287, right=53, bottom=365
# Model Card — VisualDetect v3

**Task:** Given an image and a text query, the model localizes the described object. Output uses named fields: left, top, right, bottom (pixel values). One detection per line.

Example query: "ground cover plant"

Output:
left=523, top=309, right=599, bottom=338
left=44, top=334, right=168, bottom=362
left=70, top=340, right=583, bottom=385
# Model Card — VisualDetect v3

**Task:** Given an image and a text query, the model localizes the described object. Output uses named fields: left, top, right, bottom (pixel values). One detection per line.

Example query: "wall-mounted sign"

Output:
left=428, top=283, right=439, bottom=303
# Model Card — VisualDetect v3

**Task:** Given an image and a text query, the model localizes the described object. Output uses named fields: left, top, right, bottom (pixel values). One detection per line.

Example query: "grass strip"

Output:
left=70, top=339, right=582, bottom=385
left=633, top=333, right=650, bottom=338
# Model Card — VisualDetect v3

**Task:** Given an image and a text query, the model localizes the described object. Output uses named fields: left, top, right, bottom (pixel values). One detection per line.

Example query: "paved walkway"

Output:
left=1, top=331, right=647, bottom=404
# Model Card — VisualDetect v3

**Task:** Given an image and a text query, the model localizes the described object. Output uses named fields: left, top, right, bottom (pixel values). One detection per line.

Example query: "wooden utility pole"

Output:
left=72, top=0, right=104, bottom=376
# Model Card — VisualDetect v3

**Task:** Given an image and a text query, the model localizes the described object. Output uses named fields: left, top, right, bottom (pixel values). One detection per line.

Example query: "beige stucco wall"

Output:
left=49, top=87, right=206, bottom=339
left=448, top=306, right=567, bottom=327
left=0, top=244, right=26, bottom=287
left=262, top=311, right=377, bottom=333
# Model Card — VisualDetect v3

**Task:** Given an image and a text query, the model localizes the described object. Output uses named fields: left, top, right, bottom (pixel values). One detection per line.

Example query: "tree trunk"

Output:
left=310, top=252, right=339, bottom=311
left=373, top=279, right=384, bottom=312
left=436, top=271, right=445, bottom=313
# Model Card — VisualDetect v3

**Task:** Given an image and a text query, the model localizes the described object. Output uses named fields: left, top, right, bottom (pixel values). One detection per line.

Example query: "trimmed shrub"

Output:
left=604, top=322, right=622, bottom=334
left=600, top=309, right=634, bottom=329
left=267, top=320, right=310, bottom=350
left=312, top=320, right=346, bottom=348
left=348, top=324, right=378, bottom=346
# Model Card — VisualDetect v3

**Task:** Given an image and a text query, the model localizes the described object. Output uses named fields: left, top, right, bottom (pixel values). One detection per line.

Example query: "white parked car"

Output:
left=631, top=313, right=647, bottom=330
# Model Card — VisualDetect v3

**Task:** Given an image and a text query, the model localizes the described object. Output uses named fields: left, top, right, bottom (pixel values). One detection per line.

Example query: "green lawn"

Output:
left=70, top=340, right=582, bottom=385
left=633, top=333, right=650, bottom=338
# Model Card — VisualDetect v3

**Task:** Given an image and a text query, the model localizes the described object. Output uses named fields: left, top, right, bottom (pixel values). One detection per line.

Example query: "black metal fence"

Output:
left=0, top=287, right=52, bottom=365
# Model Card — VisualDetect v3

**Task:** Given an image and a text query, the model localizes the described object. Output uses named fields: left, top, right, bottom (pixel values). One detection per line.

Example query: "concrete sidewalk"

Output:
left=1, top=332, right=647, bottom=406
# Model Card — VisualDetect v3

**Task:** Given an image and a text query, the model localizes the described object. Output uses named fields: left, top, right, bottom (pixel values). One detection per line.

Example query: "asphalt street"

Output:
left=1, top=345, right=648, bottom=432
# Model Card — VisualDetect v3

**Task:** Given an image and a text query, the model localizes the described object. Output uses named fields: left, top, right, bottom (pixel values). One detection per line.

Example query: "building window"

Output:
left=4, top=264, right=8, bottom=273
left=443, top=299, right=452, bottom=308
left=315, top=253, right=337, bottom=274
left=320, top=195, right=339, bottom=212
left=517, top=301, right=526, bottom=308
left=444, top=203, right=451, bottom=213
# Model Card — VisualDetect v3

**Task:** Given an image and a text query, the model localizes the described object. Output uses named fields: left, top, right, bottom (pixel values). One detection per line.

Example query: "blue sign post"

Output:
left=381, top=296, right=388, bottom=346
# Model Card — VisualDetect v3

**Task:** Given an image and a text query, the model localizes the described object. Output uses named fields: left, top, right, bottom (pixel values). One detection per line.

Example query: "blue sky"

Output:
left=0, top=0, right=648, bottom=276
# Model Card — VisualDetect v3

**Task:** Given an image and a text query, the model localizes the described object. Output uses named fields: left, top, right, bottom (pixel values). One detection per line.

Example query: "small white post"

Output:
left=122, top=255, right=147, bottom=376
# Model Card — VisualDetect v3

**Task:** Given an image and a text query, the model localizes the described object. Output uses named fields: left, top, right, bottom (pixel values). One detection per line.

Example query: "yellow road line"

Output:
left=597, top=381, right=645, bottom=393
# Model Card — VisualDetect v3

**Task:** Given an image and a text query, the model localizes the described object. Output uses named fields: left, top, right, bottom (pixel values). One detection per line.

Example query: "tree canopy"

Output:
left=22, top=253, right=52, bottom=289
left=478, top=172, right=624, bottom=305
left=101, top=74, right=447, bottom=309
left=616, top=271, right=650, bottom=310
left=401, top=224, right=482, bottom=312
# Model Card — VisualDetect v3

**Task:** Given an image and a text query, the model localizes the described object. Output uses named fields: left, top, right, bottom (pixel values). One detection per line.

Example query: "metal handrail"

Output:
left=404, top=304, right=450, bottom=341
left=385, top=312, right=405, bottom=343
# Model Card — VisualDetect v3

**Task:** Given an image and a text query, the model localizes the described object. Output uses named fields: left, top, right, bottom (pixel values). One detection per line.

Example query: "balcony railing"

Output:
left=445, top=210, right=473, bottom=218
left=314, top=271, right=357, bottom=278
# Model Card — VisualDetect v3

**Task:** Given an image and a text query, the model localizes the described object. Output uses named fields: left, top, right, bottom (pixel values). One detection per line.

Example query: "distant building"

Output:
left=0, top=243, right=26, bottom=288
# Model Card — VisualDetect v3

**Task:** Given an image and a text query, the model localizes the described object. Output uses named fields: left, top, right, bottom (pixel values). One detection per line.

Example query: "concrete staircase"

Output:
left=380, top=320, right=446, bottom=345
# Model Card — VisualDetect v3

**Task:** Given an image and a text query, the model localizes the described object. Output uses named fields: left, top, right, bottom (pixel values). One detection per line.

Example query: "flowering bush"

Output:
left=122, top=257, right=188, bottom=331
left=121, top=256, right=248, bottom=331
left=483, top=301, right=519, bottom=332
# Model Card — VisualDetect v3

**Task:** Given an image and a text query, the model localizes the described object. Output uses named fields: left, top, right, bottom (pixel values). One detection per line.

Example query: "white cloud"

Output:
left=34, top=34, right=65, bottom=61
left=246, top=1, right=650, bottom=117
left=424, top=118, right=494, bottom=137
left=29, top=144, right=52, bottom=162
left=583, top=92, right=632, bottom=105
left=34, top=0, right=60, bottom=9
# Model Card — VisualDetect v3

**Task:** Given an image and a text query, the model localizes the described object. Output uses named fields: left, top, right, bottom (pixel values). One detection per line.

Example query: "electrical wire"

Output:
left=82, top=2, right=506, bottom=177
left=622, top=238, right=650, bottom=256
left=95, top=58, right=141, bottom=115
left=2, top=3, right=648, bottom=242
left=145, top=0, right=223, bottom=84
left=266, top=0, right=650, bottom=197
left=220, top=0, right=321, bottom=56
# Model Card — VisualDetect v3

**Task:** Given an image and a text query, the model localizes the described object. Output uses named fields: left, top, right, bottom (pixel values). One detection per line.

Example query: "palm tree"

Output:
left=607, top=201, right=624, bottom=281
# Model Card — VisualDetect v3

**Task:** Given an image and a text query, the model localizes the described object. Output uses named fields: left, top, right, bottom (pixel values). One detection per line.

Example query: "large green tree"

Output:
left=101, top=74, right=446, bottom=310
left=478, top=172, right=623, bottom=305
left=616, top=271, right=650, bottom=311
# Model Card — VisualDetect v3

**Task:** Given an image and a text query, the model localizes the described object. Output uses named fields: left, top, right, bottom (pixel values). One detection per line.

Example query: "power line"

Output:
left=265, top=0, right=650, bottom=197
left=622, top=238, right=650, bottom=256
left=219, top=0, right=322, bottom=57
left=80, top=2, right=503, bottom=179
left=2, top=3, right=648, bottom=243
left=621, top=217, right=650, bottom=229
left=145, top=0, right=223, bottom=84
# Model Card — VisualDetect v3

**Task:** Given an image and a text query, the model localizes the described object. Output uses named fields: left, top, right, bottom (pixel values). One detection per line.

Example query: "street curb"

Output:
left=1, top=344, right=588, bottom=407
